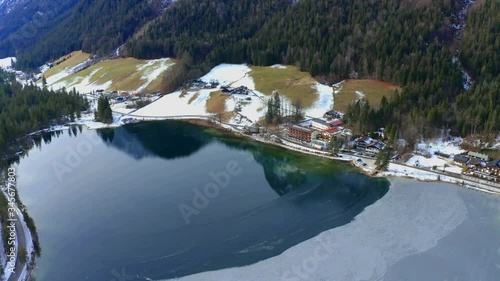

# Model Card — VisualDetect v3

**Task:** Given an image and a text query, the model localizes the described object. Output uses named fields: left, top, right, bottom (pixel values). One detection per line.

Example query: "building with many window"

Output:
left=287, top=124, right=315, bottom=142
left=467, top=151, right=489, bottom=161
left=311, top=118, right=331, bottom=130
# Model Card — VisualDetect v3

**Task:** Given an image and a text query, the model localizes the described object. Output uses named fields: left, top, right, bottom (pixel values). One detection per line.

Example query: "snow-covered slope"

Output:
left=0, top=0, right=26, bottom=15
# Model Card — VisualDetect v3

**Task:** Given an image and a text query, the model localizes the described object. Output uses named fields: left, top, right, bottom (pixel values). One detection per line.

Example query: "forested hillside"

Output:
left=454, top=0, right=499, bottom=137
left=0, top=0, right=80, bottom=59
left=4, top=0, right=166, bottom=69
left=0, top=0, right=79, bottom=42
left=0, top=71, right=87, bottom=159
left=126, top=0, right=292, bottom=91
left=126, top=0, right=498, bottom=138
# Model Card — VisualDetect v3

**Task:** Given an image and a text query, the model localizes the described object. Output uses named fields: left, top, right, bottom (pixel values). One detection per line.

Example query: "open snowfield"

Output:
left=133, top=89, right=215, bottom=117
left=0, top=56, right=15, bottom=69
left=405, top=137, right=466, bottom=174
left=130, top=64, right=332, bottom=125
left=159, top=178, right=469, bottom=281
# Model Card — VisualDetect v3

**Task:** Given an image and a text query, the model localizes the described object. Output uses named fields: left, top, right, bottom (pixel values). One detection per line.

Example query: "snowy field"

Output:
left=0, top=56, right=15, bottom=69
left=159, top=179, right=469, bottom=281
left=405, top=138, right=466, bottom=174
left=130, top=63, right=333, bottom=126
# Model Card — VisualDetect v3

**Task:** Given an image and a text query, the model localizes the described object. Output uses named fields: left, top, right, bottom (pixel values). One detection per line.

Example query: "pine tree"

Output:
left=95, top=97, right=113, bottom=124
left=272, top=91, right=281, bottom=124
left=265, top=98, right=274, bottom=124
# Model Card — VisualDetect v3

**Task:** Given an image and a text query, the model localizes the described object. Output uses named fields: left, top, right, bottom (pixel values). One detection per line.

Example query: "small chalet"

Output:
left=354, top=137, right=386, bottom=153
left=320, top=127, right=341, bottom=141
left=287, top=124, right=314, bottom=142
left=324, top=110, right=342, bottom=119
left=485, top=159, right=500, bottom=176
left=366, top=140, right=386, bottom=153
left=355, top=137, right=374, bottom=149
left=221, top=86, right=234, bottom=93
left=453, top=155, right=470, bottom=165
left=466, top=158, right=484, bottom=168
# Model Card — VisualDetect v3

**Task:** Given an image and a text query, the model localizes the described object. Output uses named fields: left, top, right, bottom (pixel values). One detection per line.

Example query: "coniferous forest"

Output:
left=125, top=0, right=499, bottom=137
left=3, top=0, right=165, bottom=69
left=0, top=71, right=88, bottom=158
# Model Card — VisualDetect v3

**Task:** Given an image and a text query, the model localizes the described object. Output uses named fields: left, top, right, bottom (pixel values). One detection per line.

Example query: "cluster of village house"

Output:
left=91, top=89, right=162, bottom=105
left=186, top=80, right=253, bottom=99
left=285, top=111, right=500, bottom=184
left=186, top=79, right=219, bottom=90
left=453, top=152, right=500, bottom=182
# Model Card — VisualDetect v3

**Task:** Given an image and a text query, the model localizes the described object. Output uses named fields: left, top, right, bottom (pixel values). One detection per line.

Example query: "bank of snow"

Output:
left=304, top=83, right=334, bottom=117
left=159, top=179, right=468, bottom=281
left=0, top=57, right=15, bottom=69
left=405, top=137, right=466, bottom=174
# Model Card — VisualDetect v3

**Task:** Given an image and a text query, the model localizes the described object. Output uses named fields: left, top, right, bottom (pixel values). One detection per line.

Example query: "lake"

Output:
left=15, top=121, right=389, bottom=281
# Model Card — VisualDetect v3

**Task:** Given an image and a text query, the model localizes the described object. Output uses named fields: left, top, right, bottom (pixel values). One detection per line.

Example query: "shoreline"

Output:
left=5, top=115, right=498, bottom=281
left=78, top=116, right=500, bottom=197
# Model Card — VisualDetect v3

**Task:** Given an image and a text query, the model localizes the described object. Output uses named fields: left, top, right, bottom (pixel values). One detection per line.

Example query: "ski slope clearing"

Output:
left=43, top=56, right=174, bottom=94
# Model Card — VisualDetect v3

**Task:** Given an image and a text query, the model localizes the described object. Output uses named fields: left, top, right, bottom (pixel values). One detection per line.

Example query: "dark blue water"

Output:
left=15, top=121, right=389, bottom=281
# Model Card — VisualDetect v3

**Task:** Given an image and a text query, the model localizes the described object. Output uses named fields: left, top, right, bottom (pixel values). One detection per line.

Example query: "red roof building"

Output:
left=330, top=120, right=343, bottom=127
left=287, top=124, right=314, bottom=141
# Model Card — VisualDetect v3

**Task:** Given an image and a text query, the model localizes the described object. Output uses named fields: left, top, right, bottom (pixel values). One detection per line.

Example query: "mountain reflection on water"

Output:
left=16, top=121, right=389, bottom=281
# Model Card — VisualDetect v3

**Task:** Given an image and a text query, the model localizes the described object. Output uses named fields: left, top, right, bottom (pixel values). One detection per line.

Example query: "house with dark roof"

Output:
left=355, top=137, right=374, bottom=149
left=485, top=159, right=500, bottom=177
left=453, top=155, right=470, bottom=166
left=466, top=158, right=484, bottom=167
left=366, top=140, right=386, bottom=153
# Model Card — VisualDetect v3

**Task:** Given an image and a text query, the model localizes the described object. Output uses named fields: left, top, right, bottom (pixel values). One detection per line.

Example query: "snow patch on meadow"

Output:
left=270, top=64, right=287, bottom=69
left=200, top=64, right=251, bottom=85
left=136, top=58, right=172, bottom=93
left=51, top=67, right=112, bottom=94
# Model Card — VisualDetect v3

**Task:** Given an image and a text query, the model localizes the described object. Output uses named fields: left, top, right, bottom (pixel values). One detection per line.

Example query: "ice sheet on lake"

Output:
left=159, top=179, right=468, bottom=281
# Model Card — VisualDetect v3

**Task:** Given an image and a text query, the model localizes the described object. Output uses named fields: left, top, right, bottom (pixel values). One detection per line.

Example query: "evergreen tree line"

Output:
left=0, top=70, right=88, bottom=158
left=265, top=92, right=304, bottom=125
